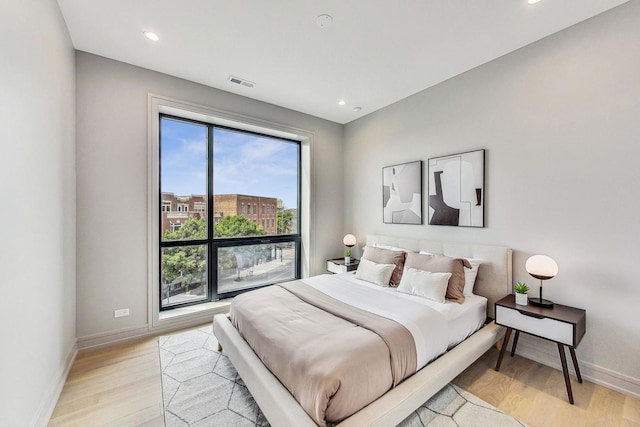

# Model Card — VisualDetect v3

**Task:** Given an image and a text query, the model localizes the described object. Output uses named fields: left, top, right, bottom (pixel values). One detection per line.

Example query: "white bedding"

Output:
left=300, top=272, right=486, bottom=369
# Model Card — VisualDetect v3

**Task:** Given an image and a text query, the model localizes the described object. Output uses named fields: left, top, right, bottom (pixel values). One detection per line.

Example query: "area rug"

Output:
left=160, top=325, right=526, bottom=427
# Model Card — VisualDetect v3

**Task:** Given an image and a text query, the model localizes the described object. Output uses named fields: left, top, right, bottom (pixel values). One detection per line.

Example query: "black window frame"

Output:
left=158, top=114, right=301, bottom=311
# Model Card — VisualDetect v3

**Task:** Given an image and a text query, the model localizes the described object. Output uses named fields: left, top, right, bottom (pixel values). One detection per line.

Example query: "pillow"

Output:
left=355, top=258, right=396, bottom=287
left=362, top=246, right=406, bottom=287
left=420, top=251, right=482, bottom=296
left=405, top=252, right=471, bottom=303
left=397, top=267, right=451, bottom=303
left=463, top=258, right=483, bottom=296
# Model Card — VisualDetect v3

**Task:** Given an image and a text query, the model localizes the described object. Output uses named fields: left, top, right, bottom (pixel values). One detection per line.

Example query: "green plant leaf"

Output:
left=514, top=281, right=529, bottom=294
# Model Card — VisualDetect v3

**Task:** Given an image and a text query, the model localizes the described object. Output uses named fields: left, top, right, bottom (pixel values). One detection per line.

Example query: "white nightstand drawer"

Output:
left=496, top=305, right=574, bottom=346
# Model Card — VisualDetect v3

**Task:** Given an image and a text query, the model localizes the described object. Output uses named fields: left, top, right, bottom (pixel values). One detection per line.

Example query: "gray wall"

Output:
left=344, top=1, right=640, bottom=396
left=75, top=52, right=344, bottom=342
left=0, top=0, right=77, bottom=424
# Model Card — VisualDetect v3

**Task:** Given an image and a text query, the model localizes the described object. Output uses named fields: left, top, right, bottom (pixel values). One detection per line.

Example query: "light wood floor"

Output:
left=49, top=336, right=164, bottom=427
left=49, top=325, right=640, bottom=427
left=453, top=347, right=640, bottom=427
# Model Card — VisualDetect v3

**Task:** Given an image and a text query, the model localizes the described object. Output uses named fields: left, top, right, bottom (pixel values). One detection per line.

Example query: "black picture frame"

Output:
left=382, top=160, right=423, bottom=224
left=428, top=149, right=485, bottom=227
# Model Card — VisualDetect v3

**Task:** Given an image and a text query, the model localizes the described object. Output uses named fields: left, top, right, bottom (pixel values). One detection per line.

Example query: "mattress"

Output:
left=305, top=272, right=487, bottom=358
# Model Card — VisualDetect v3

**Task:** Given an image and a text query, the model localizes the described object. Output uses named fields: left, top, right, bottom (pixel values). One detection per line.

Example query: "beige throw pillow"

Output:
left=362, top=246, right=406, bottom=287
left=420, top=251, right=482, bottom=296
left=404, top=252, right=471, bottom=303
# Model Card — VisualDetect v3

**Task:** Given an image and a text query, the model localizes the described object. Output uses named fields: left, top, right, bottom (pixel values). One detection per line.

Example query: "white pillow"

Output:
left=355, top=257, right=395, bottom=287
left=463, top=258, right=483, bottom=295
left=419, top=251, right=482, bottom=296
left=397, top=267, right=451, bottom=303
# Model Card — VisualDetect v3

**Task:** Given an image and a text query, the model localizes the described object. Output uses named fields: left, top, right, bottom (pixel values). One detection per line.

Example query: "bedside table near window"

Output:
left=326, top=258, right=359, bottom=274
left=494, top=294, right=586, bottom=404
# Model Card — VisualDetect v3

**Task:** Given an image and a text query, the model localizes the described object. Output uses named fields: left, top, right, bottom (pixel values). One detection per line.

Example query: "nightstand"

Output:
left=494, top=294, right=586, bottom=404
left=326, top=258, right=359, bottom=274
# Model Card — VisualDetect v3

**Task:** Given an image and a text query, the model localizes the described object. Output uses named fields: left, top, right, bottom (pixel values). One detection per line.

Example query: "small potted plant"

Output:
left=514, top=282, right=529, bottom=305
left=344, top=250, right=351, bottom=264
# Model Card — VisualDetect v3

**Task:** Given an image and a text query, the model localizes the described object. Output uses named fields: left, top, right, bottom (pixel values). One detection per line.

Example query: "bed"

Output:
left=213, top=235, right=512, bottom=426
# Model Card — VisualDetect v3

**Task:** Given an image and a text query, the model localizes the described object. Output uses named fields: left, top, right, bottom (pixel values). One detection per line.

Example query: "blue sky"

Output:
left=161, top=118, right=299, bottom=208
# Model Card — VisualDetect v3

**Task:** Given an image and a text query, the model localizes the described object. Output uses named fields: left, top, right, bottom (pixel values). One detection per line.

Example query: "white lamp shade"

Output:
left=343, top=234, right=357, bottom=247
left=525, top=255, right=558, bottom=280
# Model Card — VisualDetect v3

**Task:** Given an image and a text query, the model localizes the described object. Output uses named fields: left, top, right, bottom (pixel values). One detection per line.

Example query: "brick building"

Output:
left=213, top=194, right=278, bottom=234
left=161, top=192, right=278, bottom=236
left=161, top=193, right=206, bottom=235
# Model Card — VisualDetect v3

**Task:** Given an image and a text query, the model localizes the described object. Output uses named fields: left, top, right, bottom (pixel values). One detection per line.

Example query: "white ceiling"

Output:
left=57, top=0, right=629, bottom=124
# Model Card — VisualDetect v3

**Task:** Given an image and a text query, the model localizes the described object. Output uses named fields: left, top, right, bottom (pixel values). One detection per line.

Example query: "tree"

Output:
left=162, top=217, right=206, bottom=291
left=277, top=206, right=294, bottom=234
left=163, top=216, right=206, bottom=240
left=214, top=215, right=266, bottom=238
left=162, top=215, right=271, bottom=288
left=214, top=215, right=269, bottom=273
left=161, top=246, right=206, bottom=284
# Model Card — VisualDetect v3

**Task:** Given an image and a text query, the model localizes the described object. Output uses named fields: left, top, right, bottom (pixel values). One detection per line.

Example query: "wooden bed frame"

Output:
left=213, top=235, right=512, bottom=426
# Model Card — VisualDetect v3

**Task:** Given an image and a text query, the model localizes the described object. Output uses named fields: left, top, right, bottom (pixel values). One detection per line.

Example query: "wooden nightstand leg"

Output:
left=495, top=327, right=512, bottom=371
left=510, top=330, right=520, bottom=357
left=558, top=343, right=574, bottom=404
left=569, top=347, right=583, bottom=383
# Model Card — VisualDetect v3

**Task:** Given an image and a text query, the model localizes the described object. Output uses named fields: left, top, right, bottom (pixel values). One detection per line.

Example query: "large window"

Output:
left=159, top=115, right=300, bottom=310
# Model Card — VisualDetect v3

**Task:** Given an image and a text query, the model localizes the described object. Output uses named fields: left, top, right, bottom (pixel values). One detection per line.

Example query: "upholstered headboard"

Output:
left=366, top=235, right=512, bottom=319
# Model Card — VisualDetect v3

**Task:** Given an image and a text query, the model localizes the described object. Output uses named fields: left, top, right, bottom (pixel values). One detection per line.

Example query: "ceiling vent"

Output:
left=228, top=75, right=255, bottom=88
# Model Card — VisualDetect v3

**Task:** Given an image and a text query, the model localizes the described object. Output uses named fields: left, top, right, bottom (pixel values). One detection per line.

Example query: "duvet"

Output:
left=230, top=274, right=449, bottom=426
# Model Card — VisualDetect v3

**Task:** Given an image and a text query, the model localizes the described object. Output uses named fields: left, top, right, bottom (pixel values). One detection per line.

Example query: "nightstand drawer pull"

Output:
left=518, top=310, right=545, bottom=319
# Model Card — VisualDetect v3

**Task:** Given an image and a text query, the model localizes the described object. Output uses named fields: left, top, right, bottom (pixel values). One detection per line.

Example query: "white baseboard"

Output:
left=514, top=335, right=640, bottom=399
left=77, top=304, right=230, bottom=350
left=34, top=341, right=77, bottom=426
left=77, top=325, right=152, bottom=350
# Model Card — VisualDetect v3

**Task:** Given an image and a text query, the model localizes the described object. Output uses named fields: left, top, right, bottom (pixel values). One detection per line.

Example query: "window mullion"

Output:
left=208, top=124, right=216, bottom=300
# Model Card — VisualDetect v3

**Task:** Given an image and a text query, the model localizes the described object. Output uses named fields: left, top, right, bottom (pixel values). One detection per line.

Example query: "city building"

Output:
left=161, top=193, right=278, bottom=236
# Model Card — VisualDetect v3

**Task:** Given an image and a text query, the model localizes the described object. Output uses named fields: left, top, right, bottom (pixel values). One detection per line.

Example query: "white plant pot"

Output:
left=515, top=293, right=528, bottom=306
left=345, top=256, right=351, bottom=264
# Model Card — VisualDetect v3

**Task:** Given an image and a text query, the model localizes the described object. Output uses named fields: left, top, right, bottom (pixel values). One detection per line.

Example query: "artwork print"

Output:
left=383, top=161, right=422, bottom=224
left=428, top=149, right=484, bottom=227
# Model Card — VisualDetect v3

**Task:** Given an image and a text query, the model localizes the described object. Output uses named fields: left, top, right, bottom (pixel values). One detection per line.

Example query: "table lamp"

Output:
left=525, top=254, right=558, bottom=307
left=343, top=234, right=356, bottom=263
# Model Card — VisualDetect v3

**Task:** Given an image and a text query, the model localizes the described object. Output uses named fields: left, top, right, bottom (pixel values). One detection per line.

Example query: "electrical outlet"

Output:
left=114, top=308, right=130, bottom=318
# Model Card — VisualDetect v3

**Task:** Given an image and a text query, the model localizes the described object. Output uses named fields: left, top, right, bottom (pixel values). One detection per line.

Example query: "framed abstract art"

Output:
left=428, top=149, right=485, bottom=227
left=382, top=160, right=422, bottom=224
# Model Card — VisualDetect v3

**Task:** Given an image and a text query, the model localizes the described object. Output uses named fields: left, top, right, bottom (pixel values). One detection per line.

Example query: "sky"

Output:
left=160, top=117, right=299, bottom=209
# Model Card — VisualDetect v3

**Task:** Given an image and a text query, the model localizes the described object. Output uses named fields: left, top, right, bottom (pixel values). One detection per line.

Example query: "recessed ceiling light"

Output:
left=353, top=107, right=362, bottom=112
left=527, top=0, right=541, bottom=4
left=316, top=14, right=333, bottom=28
left=144, top=31, right=159, bottom=41
left=338, top=100, right=346, bottom=106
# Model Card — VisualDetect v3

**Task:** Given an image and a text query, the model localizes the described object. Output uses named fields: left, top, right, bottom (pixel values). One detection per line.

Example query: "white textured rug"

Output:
left=160, top=326, right=526, bottom=427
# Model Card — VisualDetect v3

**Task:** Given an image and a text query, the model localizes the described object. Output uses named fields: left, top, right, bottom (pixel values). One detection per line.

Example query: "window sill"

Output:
left=159, top=299, right=232, bottom=322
